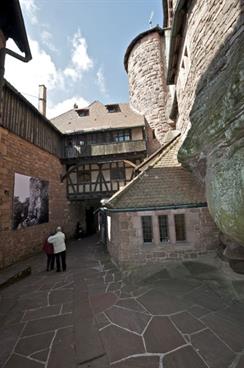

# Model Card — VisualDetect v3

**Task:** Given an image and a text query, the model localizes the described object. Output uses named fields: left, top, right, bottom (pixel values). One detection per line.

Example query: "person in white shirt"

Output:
left=48, top=226, right=66, bottom=272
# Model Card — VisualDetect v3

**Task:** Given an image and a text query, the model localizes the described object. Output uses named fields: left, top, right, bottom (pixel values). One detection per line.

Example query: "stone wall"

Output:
left=0, top=127, right=83, bottom=269
left=107, top=207, right=219, bottom=267
left=170, top=0, right=244, bottom=253
left=126, top=30, right=171, bottom=153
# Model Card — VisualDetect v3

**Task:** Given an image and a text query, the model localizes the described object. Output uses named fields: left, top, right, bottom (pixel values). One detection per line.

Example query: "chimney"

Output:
left=38, top=84, right=47, bottom=116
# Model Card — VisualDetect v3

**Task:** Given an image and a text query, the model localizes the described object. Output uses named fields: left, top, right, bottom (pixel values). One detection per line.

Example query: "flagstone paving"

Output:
left=0, top=235, right=244, bottom=367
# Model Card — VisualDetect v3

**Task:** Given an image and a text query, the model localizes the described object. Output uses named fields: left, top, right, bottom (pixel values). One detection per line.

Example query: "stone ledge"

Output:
left=0, top=265, right=31, bottom=289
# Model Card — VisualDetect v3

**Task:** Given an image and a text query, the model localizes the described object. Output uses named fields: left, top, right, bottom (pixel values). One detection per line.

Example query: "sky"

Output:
left=5, top=0, right=163, bottom=119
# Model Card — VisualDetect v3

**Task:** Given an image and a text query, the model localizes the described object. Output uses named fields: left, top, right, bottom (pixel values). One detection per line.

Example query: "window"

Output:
left=113, top=130, right=130, bottom=142
left=77, top=170, right=91, bottom=184
left=142, top=216, right=153, bottom=243
left=175, top=214, right=186, bottom=241
left=111, top=167, right=125, bottom=180
left=158, top=215, right=168, bottom=242
left=77, top=109, right=89, bottom=117
left=106, top=104, right=120, bottom=113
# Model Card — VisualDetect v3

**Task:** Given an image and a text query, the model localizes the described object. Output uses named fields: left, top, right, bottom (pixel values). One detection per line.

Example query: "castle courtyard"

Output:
left=0, top=236, right=243, bottom=368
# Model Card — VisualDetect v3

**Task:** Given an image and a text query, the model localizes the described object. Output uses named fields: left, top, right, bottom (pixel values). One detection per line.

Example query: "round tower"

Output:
left=124, top=26, right=171, bottom=153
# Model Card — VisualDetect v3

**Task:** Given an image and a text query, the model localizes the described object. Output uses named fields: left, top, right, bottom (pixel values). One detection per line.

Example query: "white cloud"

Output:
left=5, top=38, right=64, bottom=108
left=63, top=67, right=78, bottom=82
left=96, top=67, right=108, bottom=96
left=47, top=96, right=89, bottom=119
left=41, top=30, right=58, bottom=53
left=71, top=29, right=93, bottom=72
left=20, top=0, right=38, bottom=25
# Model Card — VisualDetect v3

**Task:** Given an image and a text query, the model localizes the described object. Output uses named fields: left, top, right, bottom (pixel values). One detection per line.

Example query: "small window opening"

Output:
left=106, top=104, right=121, bottom=113
left=141, top=216, right=153, bottom=243
left=152, top=129, right=156, bottom=139
left=77, top=109, right=89, bottom=117
left=111, top=167, right=125, bottom=180
left=175, top=214, right=186, bottom=241
left=158, top=215, right=168, bottom=242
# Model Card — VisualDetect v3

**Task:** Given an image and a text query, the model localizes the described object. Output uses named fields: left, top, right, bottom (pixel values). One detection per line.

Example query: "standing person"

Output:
left=43, top=235, right=54, bottom=271
left=48, top=226, right=66, bottom=272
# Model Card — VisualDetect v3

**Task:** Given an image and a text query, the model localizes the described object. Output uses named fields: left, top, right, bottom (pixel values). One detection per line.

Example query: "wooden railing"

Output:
left=1, top=81, right=62, bottom=156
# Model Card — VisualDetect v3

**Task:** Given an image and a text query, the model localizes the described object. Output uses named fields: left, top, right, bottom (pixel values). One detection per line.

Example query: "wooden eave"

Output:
left=0, top=0, right=32, bottom=61
left=167, top=0, right=191, bottom=84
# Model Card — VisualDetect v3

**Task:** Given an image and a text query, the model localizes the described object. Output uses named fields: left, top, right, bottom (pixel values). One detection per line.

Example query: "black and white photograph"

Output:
left=13, top=173, right=49, bottom=230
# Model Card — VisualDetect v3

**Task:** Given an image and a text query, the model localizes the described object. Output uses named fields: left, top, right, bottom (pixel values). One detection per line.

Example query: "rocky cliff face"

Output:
left=178, top=26, right=244, bottom=259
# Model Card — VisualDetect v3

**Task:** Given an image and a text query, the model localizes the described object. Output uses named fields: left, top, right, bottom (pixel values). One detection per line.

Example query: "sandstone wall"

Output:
left=126, top=30, right=171, bottom=153
left=0, top=127, right=83, bottom=269
left=107, top=207, right=219, bottom=267
left=173, top=0, right=244, bottom=251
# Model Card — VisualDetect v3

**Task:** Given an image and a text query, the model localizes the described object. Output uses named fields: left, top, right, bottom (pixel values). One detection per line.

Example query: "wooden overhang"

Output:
left=166, top=0, right=191, bottom=84
left=124, top=26, right=164, bottom=73
left=0, top=0, right=32, bottom=62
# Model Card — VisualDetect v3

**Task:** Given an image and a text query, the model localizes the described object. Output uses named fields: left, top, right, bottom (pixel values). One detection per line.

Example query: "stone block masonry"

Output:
left=0, top=127, right=82, bottom=269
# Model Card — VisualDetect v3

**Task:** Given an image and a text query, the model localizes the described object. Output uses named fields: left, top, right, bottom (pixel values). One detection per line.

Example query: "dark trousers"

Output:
left=46, top=254, right=54, bottom=271
left=55, top=251, right=66, bottom=271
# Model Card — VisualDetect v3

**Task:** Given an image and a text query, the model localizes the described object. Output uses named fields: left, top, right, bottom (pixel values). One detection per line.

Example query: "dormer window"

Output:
left=77, top=109, right=89, bottom=117
left=106, top=104, right=120, bottom=113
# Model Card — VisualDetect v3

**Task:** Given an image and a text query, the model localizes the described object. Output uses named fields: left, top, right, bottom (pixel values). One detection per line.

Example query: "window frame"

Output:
left=141, top=216, right=153, bottom=243
left=174, top=213, right=186, bottom=242
left=158, top=215, right=169, bottom=243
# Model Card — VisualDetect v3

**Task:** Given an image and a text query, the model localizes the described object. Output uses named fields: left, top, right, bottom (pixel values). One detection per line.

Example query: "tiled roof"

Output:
left=106, top=136, right=206, bottom=209
left=51, top=101, right=145, bottom=134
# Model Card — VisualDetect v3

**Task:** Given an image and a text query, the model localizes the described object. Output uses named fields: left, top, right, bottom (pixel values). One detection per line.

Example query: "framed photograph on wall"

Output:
left=13, top=173, right=49, bottom=230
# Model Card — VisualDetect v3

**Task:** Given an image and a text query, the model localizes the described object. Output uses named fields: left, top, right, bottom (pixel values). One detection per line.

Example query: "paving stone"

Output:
left=95, top=312, right=110, bottom=329
left=104, top=272, right=113, bottom=283
left=138, top=290, right=188, bottom=315
left=15, top=331, right=54, bottom=356
left=112, top=355, right=160, bottom=367
left=218, top=302, right=244, bottom=325
left=154, top=278, right=200, bottom=297
left=188, top=305, right=210, bottom=318
left=236, top=355, right=244, bottom=368
left=184, top=285, right=225, bottom=311
left=49, top=289, right=73, bottom=305
left=90, top=292, right=117, bottom=314
left=116, top=298, right=148, bottom=313
left=62, top=302, right=73, bottom=314
left=144, top=316, right=185, bottom=353
left=0, top=322, right=24, bottom=367
left=100, top=325, right=145, bottom=362
left=18, top=291, right=48, bottom=310
left=22, top=313, right=73, bottom=336
left=171, top=311, right=205, bottom=334
left=4, top=353, right=44, bottom=368
left=105, top=305, right=150, bottom=334
left=107, top=281, right=122, bottom=292
left=191, top=328, right=235, bottom=368
left=163, top=345, right=208, bottom=368
left=183, top=261, right=218, bottom=275
left=232, top=281, right=244, bottom=299
left=79, top=354, right=109, bottom=367
left=31, top=349, right=49, bottom=362
left=47, top=326, right=76, bottom=368
left=23, top=305, right=60, bottom=321
left=201, top=313, right=244, bottom=352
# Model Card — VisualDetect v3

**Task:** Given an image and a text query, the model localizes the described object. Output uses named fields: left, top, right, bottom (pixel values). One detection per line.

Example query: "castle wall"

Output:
left=126, top=30, right=171, bottom=153
left=0, top=127, right=83, bottom=269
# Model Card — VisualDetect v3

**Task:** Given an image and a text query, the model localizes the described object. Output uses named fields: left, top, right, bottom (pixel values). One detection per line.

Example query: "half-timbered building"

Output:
left=51, top=100, right=147, bottom=234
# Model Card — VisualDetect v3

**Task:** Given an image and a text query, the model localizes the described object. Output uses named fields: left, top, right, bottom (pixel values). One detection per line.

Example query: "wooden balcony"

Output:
left=63, top=140, right=146, bottom=159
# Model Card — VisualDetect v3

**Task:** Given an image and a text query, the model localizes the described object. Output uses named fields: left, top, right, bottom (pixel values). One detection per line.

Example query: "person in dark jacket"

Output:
left=43, top=236, right=55, bottom=271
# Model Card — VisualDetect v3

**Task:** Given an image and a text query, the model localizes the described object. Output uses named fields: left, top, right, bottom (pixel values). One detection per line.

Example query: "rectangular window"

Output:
left=175, top=214, right=186, bottom=241
left=141, top=216, right=152, bottom=243
left=113, top=130, right=131, bottom=142
left=106, top=104, right=120, bottom=113
left=111, top=167, right=125, bottom=180
left=158, top=215, right=168, bottom=242
left=77, top=170, right=91, bottom=184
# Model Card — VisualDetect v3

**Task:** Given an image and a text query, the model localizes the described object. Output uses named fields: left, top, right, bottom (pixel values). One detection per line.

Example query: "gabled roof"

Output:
left=106, top=134, right=206, bottom=210
left=51, top=101, right=145, bottom=134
